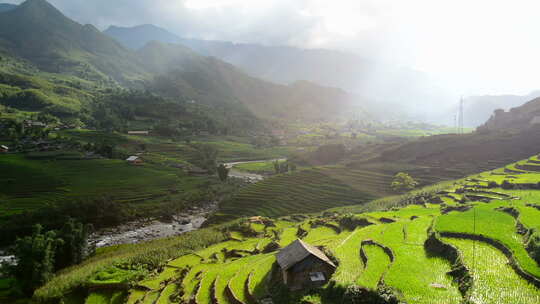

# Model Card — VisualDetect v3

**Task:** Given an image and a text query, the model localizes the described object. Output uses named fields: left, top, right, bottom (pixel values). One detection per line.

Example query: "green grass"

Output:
left=156, top=284, right=177, bottom=304
left=435, top=202, right=540, bottom=278
left=215, top=167, right=385, bottom=221
left=0, top=154, right=183, bottom=216
left=227, top=254, right=273, bottom=303
left=371, top=218, right=461, bottom=304
left=247, top=255, right=275, bottom=299
left=233, top=160, right=276, bottom=174
left=357, top=245, right=391, bottom=288
left=332, top=224, right=385, bottom=285
left=36, top=154, right=540, bottom=303
left=84, top=291, right=125, bottom=304
left=214, top=161, right=458, bottom=224
left=445, top=238, right=540, bottom=303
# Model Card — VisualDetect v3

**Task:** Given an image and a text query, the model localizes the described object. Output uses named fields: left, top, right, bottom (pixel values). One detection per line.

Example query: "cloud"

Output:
left=5, top=0, right=540, bottom=95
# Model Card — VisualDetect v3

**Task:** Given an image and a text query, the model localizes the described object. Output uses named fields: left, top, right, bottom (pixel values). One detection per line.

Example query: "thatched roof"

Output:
left=276, top=239, right=336, bottom=271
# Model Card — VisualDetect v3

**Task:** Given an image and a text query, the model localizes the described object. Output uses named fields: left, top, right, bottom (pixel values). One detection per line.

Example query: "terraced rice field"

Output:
left=59, top=155, right=540, bottom=303
left=445, top=238, right=540, bottom=303
left=215, top=165, right=449, bottom=222
left=357, top=244, right=391, bottom=288
left=0, top=154, right=185, bottom=217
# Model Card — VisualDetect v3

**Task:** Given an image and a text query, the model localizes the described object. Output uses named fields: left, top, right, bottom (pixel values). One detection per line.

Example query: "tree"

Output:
left=192, top=144, right=218, bottom=173
left=390, top=172, right=418, bottom=192
left=55, top=218, right=92, bottom=270
left=273, top=160, right=280, bottom=174
left=11, top=225, right=61, bottom=293
left=289, top=162, right=297, bottom=172
left=273, top=160, right=289, bottom=174
left=217, top=164, right=230, bottom=182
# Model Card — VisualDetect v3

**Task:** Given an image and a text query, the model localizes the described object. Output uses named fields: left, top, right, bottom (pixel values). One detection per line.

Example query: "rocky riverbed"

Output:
left=89, top=201, right=218, bottom=248
left=224, top=158, right=285, bottom=182
left=1, top=159, right=278, bottom=261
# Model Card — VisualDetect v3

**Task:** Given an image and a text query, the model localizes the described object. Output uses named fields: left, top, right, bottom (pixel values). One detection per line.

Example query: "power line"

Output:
left=458, top=97, right=464, bottom=134
left=472, top=205, right=477, bottom=275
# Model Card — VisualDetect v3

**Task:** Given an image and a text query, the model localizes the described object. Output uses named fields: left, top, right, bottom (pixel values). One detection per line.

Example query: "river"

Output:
left=224, top=158, right=285, bottom=182
left=88, top=159, right=281, bottom=247
left=0, top=159, right=280, bottom=262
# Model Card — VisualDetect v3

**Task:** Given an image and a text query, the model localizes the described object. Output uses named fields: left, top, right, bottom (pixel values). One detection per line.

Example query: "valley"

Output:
left=20, top=155, right=540, bottom=304
left=0, top=1, right=540, bottom=303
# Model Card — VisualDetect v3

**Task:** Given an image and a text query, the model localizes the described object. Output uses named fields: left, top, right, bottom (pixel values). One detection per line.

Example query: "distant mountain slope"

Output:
left=478, top=97, right=540, bottom=131
left=375, top=97, right=540, bottom=175
left=105, top=24, right=183, bottom=50
left=0, top=0, right=366, bottom=124
left=0, top=0, right=147, bottom=85
left=463, top=91, right=540, bottom=126
left=104, top=24, right=451, bottom=121
left=138, top=41, right=360, bottom=122
left=0, top=3, right=17, bottom=12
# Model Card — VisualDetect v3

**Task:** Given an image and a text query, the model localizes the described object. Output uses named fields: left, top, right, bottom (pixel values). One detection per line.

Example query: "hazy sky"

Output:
left=7, top=0, right=540, bottom=95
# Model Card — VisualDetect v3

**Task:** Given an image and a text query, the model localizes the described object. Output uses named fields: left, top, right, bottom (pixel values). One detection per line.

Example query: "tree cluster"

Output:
left=7, top=219, right=91, bottom=294
left=390, top=172, right=418, bottom=192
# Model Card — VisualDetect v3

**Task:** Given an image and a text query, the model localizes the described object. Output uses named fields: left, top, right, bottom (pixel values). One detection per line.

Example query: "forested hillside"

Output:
left=0, top=0, right=361, bottom=127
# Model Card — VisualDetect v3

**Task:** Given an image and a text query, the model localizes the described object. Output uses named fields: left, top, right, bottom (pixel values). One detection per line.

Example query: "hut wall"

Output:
left=285, top=256, right=334, bottom=290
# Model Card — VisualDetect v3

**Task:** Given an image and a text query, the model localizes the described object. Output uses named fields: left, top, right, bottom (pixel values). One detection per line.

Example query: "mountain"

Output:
left=0, top=0, right=363, bottom=125
left=104, top=24, right=453, bottom=121
left=0, top=0, right=147, bottom=85
left=462, top=91, right=540, bottom=127
left=104, top=24, right=183, bottom=50
left=374, top=96, right=540, bottom=176
left=137, top=41, right=360, bottom=122
left=478, top=96, right=540, bottom=131
left=0, top=3, right=17, bottom=12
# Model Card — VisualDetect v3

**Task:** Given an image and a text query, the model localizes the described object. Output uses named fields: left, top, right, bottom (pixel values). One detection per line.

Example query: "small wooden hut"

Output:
left=126, top=156, right=143, bottom=165
left=276, top=239, right=335, bottom=290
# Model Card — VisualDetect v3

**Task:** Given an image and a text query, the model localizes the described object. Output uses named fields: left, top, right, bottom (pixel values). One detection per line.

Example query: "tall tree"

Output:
left=390, top=172, right=418, bottom=192
left=217, top=164, right=230, bottom=182
left=11, top=225, right=61, bottom=293
left=55, top=218, right=92, bottom=270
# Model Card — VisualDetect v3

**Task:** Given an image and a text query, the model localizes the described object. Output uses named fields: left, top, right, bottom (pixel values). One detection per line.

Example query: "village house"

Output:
left=127, top=131, right=150, bottom=135
left=126, top=156, right=143, bottom=165
left=276, top=239, right=336, bottom=290
left=0, top=145, right=9, bottom=153
left=188, top=166, right=209, bottom=175
left=24, top=120, right=47, bottom=128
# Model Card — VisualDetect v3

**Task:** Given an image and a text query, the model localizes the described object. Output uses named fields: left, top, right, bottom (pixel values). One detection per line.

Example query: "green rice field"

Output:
left=30, top=154, right=540, bottom=303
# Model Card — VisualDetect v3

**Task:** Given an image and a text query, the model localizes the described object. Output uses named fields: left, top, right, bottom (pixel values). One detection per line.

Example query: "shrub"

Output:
left=337, top=285, right=399, bottom=304
left=10, top=225, right=60, bottom=294
left=526, top=229, right=540, bottom=264
left=262, top=241, right=280, bottom=253
left=390, top=172, right=418, bottom=192
left=338, top=214, right=372, bottom=231
left=217, top=163, right=230, bottom=182
left=5, top=89, right=54, bottom=110
left=487, top=181, right=498, bottom=188
left=501, top=180, right=515, bottom=189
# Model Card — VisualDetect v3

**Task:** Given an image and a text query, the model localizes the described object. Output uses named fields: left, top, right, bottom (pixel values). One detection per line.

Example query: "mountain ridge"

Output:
left=0, top=0, right=148, bottom=85
left=103, top=23, right=453, bottom=122
left=0, top=0, right=364, bottom=124
left=0, top=3, right=17, bottom=12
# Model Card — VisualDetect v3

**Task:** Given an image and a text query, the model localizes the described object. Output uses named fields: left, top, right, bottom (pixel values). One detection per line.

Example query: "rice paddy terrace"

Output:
left=211, top=163, right=458, bottom=223
left=31, top=154, right=540, bottom=304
